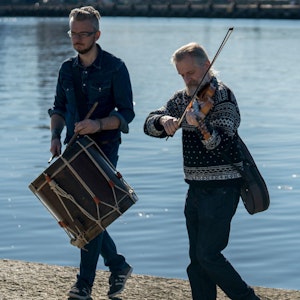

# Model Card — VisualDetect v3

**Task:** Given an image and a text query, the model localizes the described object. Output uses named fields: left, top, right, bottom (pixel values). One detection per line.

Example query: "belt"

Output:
left=93, top=136, right=121, bottom=145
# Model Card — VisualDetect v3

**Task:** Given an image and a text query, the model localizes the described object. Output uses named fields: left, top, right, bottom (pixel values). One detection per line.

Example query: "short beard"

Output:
left=186, top=77, right=211, bottom=96
left=186, top=85, right=198, bottom=96
left=75, top=43, right=94, bottom=55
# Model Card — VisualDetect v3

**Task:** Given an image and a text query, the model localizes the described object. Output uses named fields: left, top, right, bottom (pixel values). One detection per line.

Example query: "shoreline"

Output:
left=1, top=3, right=300, bottom=19
left=0, top=259, right=299, bottom=299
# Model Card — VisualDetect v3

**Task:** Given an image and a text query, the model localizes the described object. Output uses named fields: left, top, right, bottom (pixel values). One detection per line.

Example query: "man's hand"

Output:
left=50, top=138, right=62, bottom=158
left=160, top=116, right=179, bottom=136
left=74, top=119, right=100, bottom=135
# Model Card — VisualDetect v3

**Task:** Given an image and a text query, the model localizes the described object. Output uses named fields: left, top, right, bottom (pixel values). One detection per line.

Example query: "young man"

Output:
left=48, top=6, right=134, bottom=300
left=144, top=42, right=260, bottom=300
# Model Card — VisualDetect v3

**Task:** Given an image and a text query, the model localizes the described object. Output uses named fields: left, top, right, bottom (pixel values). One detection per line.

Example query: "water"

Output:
left=1, top=16, right=300, bottom=291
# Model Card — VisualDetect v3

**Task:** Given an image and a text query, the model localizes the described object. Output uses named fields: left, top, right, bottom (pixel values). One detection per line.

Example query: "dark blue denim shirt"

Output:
left=48, top=44, right=135, bottom=147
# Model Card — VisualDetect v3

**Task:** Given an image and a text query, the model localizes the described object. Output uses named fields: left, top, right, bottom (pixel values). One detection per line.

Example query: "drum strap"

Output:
left=71, top=66, right=89, bottom=121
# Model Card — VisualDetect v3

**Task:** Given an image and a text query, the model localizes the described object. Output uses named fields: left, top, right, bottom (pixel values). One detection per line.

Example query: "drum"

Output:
left=29, top=136, right=138, bottom=248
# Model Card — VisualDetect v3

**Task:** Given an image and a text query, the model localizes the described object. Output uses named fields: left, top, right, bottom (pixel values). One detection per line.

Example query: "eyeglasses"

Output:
left=67, top=30, right=96, bottom=39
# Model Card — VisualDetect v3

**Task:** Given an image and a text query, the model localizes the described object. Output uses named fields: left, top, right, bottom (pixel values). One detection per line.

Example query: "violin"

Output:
left=198, top=82, right=215, bottom=100
left=191, top=82, right=216, bottom=140
left=196, top=82, right=216, bottom=117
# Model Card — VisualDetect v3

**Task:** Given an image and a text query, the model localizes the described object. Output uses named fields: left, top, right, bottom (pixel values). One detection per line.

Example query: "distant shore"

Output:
left=1, top=3, right=300, bottom=19
left=0, top=259, right=300, bottom=299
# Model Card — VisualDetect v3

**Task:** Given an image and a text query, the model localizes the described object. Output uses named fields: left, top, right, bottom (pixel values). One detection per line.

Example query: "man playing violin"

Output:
left=144, top=42, right=260, bottom=300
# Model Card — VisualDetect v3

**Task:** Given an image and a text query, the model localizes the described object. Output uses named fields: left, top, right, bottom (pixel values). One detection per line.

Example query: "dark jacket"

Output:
left=49, top=44, right=135, bottom=145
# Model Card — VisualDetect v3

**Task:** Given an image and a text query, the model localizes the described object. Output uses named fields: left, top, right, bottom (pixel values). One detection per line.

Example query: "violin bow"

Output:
left=167, top=27, right=234, bottom=140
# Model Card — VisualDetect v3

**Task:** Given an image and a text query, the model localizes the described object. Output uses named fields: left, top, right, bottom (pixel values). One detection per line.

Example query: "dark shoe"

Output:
left=68, top=281, right=92, bottom=300
left=107, top=265, right=133, bottom=298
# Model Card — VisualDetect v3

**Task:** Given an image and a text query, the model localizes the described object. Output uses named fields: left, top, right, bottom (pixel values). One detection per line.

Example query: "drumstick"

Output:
left=48, top=102, right=99, bottom=163
left=67, top=101, right=99, bottom=148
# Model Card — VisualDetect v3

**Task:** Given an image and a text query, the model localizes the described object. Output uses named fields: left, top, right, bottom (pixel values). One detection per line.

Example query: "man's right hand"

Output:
left=159, top=116, right=179, bottom=136
left=50, top=138, right=62, bottom=158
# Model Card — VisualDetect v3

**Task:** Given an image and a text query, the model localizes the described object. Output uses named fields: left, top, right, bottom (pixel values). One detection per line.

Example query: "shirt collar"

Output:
left=72, top=44, right=103, bottom=70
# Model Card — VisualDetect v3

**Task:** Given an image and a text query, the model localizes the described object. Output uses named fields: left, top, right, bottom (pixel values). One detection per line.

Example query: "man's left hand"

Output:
left=74, top=119, right=100, bottom=135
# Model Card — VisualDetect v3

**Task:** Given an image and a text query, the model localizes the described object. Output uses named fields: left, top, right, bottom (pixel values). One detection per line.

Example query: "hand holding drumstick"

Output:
left=48, top=102, right=98, bottom=163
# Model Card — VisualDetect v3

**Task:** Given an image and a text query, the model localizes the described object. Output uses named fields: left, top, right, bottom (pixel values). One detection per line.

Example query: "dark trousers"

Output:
left=79, top=230, right=128, bottom=287
left=184, top=185, right=260, bottom=300
left=77, top=139, right=128, bottom=287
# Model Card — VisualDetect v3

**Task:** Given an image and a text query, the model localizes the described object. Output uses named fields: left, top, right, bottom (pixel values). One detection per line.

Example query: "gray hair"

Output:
left=171, top=42, right=217, bottom=76
left=69, top=6, right=101, bottom=31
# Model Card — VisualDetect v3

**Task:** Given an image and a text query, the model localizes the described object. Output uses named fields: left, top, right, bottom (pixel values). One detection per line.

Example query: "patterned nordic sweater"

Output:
left=144, top=77, right=243, bottom=187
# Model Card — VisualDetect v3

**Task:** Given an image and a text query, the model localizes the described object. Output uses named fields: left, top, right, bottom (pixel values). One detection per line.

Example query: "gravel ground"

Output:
left=0, top=259, right=299, bottom=300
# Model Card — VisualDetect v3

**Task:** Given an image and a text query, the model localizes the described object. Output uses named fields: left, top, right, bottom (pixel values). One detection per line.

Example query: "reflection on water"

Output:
left=0, top=17, right=300, bottom=290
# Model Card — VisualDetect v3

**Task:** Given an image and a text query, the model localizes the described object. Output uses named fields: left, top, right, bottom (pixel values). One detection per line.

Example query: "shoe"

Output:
left=68, top=281, right=92, bottom=300
left=107, top=265, right=133, bottom=298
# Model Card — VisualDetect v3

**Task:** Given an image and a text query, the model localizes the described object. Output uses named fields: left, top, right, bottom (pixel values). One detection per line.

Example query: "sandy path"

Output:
left=0, top=260, right=299, bottom=300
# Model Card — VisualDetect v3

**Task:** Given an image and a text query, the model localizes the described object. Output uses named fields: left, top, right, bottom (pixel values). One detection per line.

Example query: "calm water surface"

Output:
left=0, top=17, right=300, bottom=291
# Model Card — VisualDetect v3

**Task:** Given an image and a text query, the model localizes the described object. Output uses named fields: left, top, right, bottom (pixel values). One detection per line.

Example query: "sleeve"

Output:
left=143, top=93, right=183, bottom=138
left=48, top=65, right=67, bottom=120
left=202, top=86, right=240, bottom=151
left=112, top=62, right=135, bottom=133
left=143, top=108, right=167, bottom=138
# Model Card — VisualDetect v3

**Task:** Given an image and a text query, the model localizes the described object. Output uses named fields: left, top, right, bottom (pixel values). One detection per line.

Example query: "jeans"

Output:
left=78, top=230, right=128, bottom=287
left=184, top=184, right=260, bottom=300
left=77, top=139, right=128, bottom=288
